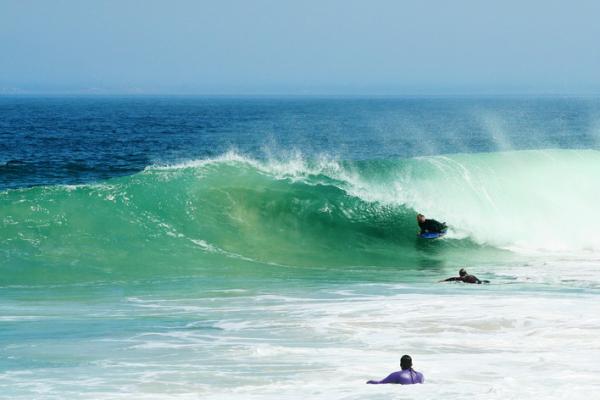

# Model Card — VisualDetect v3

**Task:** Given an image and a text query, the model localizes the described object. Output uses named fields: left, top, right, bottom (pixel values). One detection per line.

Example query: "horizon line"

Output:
left=2, top=91, right=600, bottom=98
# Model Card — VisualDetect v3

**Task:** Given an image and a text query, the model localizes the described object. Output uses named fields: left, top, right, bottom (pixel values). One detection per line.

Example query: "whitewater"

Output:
left=1, top=97, right=600, bottom=399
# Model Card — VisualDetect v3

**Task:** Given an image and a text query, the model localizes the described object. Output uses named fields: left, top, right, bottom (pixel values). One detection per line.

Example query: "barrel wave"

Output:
left=2, top=149, right=599, bottom=286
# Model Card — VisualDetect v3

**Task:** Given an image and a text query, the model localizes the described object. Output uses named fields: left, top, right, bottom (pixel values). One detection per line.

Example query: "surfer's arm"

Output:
left=440, top=277, right=461, bottom=282
left=366, top=372, right=398, bottom=384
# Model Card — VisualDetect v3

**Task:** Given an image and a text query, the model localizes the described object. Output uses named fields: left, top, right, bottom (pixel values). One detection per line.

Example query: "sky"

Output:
left=1, top=0, right=600, bottom=95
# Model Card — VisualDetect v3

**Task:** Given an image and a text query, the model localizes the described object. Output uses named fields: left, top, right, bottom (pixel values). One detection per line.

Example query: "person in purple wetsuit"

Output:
left=366, top=355, right=424, bottom=385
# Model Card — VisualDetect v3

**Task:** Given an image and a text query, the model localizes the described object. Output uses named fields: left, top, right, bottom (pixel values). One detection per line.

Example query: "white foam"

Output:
left=3, top=271, right=599, bottom=399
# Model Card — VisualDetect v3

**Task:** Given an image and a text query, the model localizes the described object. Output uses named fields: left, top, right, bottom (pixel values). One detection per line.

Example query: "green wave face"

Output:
left=3, top=149, right=599, bottom=286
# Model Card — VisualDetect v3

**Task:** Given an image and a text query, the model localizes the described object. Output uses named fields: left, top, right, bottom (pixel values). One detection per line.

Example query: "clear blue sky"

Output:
left=1, top=0, right=600, bottom=94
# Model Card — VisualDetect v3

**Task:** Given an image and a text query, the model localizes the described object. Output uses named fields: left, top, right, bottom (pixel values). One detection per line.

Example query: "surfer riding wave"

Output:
left=417, top=214, right=447, bottom=234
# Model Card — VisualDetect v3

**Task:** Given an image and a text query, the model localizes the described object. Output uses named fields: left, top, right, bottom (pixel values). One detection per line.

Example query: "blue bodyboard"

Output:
left=418, top=231, right=446, bottom=239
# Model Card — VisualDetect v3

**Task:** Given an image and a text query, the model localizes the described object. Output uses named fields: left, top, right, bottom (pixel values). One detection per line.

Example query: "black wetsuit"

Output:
left=443, top=275, right=489, bottom=284
left=418, top=219, right=447, bottom=234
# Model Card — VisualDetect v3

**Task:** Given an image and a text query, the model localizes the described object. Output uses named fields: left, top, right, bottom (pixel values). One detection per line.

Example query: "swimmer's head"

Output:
left=459, top=268, right=467, bottom=277
left=417, top=214, right=426, bottom=223
left=400, top=355, right=412, bottom=370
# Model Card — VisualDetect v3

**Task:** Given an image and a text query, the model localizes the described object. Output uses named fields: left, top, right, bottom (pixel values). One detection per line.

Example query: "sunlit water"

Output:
left=1, top=97, right=600, bottom=399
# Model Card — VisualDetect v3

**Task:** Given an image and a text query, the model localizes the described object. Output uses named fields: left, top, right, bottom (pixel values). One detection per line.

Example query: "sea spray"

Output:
left=2, top=149, right=599, bottom=287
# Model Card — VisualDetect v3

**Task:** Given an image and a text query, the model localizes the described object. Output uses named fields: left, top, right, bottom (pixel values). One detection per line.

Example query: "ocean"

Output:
left=1, top=96, right=600, bottom=399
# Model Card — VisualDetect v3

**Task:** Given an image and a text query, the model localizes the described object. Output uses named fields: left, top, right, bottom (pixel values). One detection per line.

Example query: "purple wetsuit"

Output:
left=367, top=369, right=424, bottom=385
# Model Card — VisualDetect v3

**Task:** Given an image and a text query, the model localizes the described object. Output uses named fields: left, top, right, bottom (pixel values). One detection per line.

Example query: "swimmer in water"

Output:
left=441, top=268, right=489, bottom=284
left=366, top=355, right=425, bottom=385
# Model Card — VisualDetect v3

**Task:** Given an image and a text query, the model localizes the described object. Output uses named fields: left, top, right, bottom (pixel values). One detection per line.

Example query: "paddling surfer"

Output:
left=441, top=268, right=489, bottom=284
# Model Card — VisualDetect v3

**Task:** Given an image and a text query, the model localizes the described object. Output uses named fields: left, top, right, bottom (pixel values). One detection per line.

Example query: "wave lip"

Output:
left=151, top=148, right=600, bottom=254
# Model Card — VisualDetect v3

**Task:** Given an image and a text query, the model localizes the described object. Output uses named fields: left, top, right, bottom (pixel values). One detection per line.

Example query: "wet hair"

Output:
left=459, top=268, right=467, bottom=277
left=400, top=355, right=412, bottom=370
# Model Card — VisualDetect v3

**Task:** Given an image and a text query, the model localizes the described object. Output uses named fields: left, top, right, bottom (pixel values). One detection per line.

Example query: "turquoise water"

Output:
left=2, top=98, right=600, bottom=399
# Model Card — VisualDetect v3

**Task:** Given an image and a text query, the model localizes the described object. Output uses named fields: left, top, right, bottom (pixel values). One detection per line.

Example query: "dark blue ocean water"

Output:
left=1, top=96, right=599, bottom=189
